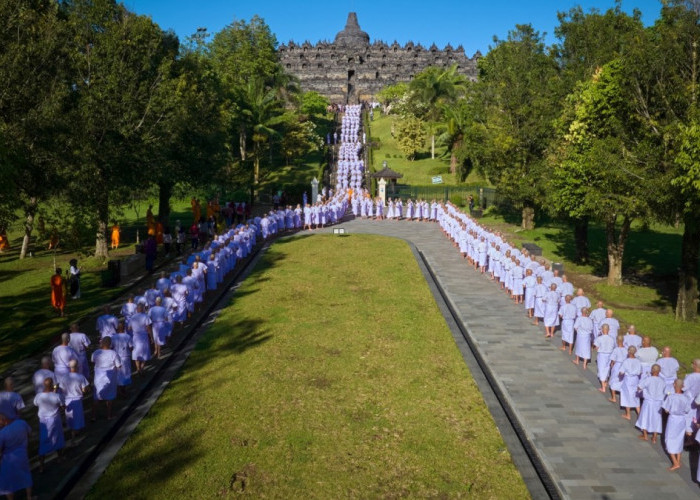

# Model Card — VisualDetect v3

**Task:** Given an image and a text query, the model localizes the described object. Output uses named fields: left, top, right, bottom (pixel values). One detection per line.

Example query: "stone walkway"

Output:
left=320, top=218, right=699, bottom=500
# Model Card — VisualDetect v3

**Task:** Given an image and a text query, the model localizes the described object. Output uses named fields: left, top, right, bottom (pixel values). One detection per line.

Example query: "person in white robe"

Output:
left=522, top=269, right=537, bottom=318
left=558, top=295, right=576, bottom=354
left=589, top=300, right=606, bottom=337
left=63, top=360, right=89, bottom=440
left=34, top=377, right=65, bottom=471
left=594, top=325, right=615, bottom=393
left=619, top=346, right=642, bottom=420
left=148, top=297, right=172, bottom=358
left=608, top=335, right=627, bottom=404
left=533, top=276, right=547, bottom=326
left=128, top=304, right=152, bottom=374
left=572, top=308, right=593, bottom=369
left=111, top=320, right=133, bottom=394
left=656, top=347, right=679, bottom=394
left=635, top=336, right=659, bottom=379
left=0, top=412, right=33, bottom=499
left=91, top=337, right=122, bottom=421
left=32, top=357, right=54, bottom=395
left=635, top=364, right=665, bottom=443
left=96, top=306, right=119, bottom=338
left=68, top=322, right=91, bottom=380
left=51, top=334, right=78, bottom=389
left=662, top=379, right=692, bottom=471
left=543, top=284, right=560, bottom=338
left=622, top=325, right=642, bottom=350
left=0, top=378, right=24, bottom=421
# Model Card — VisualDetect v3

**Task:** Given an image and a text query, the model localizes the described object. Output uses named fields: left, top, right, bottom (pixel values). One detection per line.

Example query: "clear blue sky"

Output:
left=124, top=0, right=665, bottom=56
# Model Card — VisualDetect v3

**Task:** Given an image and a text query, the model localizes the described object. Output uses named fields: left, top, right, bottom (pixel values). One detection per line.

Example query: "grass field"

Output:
left=89, top=234, right=529, bottom=499
left=369, top=113, right=458, bottom=186
left=0, top=198, right=196, bottom=374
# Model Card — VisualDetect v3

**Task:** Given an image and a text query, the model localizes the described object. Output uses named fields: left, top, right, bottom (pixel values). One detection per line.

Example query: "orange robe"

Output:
left=156, top=222, right=164, bottom=244
left=0, top=233, right=8, bottom=251
left=111, top=225, right=120, bottom=248
left=50, top=275, right=65, bottom=312
left=194, top=202, right=201, bottom=223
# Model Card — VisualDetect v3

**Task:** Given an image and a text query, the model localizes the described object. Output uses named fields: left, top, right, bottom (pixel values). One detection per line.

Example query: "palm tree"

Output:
left=235, top=77, right=286, bottom=198
left=409, top=64, right=468, bottom=158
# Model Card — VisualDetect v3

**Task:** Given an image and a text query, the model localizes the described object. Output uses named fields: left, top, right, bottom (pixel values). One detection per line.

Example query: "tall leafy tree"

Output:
left=477, top=25, right=560, bottom=229
left=550, top=4, right=644, bottom=262
left=550, top=62, right=657, bottom=286
left=625, top=0, right=700, bottom=319
left=0, top=0, right=70, bottom=258
left=409, top=65, right=467, bottom=159
left=63, top=0, right=177, bottom=257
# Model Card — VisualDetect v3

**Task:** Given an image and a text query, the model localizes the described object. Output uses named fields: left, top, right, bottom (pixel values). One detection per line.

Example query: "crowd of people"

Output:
left=0, top=195, right=351, bottom=497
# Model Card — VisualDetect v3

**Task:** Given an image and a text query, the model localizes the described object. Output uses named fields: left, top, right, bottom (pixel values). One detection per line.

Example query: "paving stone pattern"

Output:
left=321, top=219, right=700, bottom=500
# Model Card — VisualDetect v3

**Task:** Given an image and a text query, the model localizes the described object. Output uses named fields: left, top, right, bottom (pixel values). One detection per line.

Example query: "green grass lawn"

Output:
left=478, top=213, right=699, bottom=371
left=89, top=234, right=529, bottom=499
left=370, top=113, right=458, bottom=186
left=0, top=198, right=195, bottom=374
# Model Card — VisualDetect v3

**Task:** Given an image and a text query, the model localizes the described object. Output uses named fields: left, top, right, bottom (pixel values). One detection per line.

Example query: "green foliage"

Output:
left=428, top=166, right=450, bottom=175
left=300, top=91, right=329, bottom=117
left=449, top=194, right=464, bottom=207
left=375, top=82, right=409, bottom=112
left=394, top=115, right=426, bottom=160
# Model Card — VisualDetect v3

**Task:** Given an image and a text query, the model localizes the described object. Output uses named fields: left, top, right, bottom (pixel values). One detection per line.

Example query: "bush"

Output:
left=394, top=154, right=401, bottom=158
left=450, top=194, right=464, bottom=207
left=385, top=153, right=391, bottom=158
left=428, top=166, right=450, bottom=175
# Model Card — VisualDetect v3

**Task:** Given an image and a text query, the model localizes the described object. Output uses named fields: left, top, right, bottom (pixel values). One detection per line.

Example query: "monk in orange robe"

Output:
left=206, top=201, right=214, bottom=219
left=111, top=223, right=120, bottom=249
left=146, top=205, right=156, bottom=236
left=48, top=228, right=59, bottom=250
left=155, top=221, right=164, bottom=244
left=193, top=199, right=201, bottom=223
left=51, top=268, right=66, bottom=317
left=0, top=230, right=9, bottom=252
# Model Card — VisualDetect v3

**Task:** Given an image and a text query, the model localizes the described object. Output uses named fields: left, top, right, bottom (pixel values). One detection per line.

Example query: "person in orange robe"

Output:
left=0, top=230, right=9, bottom=252
left=206, top=201, right=214, bottom=220
left=146, top=205, right=156, bottom=236
left=111, top=223, right=120, bottom=249
left=155, top=221, right=164, bottom=244
left=193, top=199, right=201, bottom=223
left=48, top=228, right=59, bottom=250
left=51, top=268, right=66, bottom=317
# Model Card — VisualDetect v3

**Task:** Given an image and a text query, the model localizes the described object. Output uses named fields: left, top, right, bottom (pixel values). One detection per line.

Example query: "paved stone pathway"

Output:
left=320, top=219, right=699, bottom=500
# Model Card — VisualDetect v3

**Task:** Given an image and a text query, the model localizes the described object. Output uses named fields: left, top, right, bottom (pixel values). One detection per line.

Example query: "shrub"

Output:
left=428, top=166, right=450, bottom=175
left=450, top=194, right=464, bottom=207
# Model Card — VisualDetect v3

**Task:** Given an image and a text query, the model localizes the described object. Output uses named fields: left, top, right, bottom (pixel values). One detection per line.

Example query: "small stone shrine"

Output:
left=278, top=12, right=480, bottom=103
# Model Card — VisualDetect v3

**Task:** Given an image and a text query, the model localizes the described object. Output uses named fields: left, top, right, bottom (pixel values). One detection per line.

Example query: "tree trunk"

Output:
left=158, top=181, right=172, bottom=225
left=521, top=205, right=535, bottom=230
left=605, top=216, right=631, bottom=286
left=95, top=195, right=109, bottom=258
left=431, top=134, right=435, bottom=160
left=239, top=129, right=247, bottom=161
left=573, top=216, right=589, bottom=264
left=450, top=153, right=457, bottom=175
left=676, top=212, right=700, bottom=321
left=19, top=197, right=37, bottom=259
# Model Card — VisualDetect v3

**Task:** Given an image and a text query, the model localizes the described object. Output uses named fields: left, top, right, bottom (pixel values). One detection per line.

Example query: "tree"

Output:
left=147, top=46, right=227, bottom=225
left=409, top=65, right=467, bottom=159
left=0, top=0, right=70, bottom=258
left=63, top=0, right=178, bottom=257
left=550, top=62, right=656, bottom=285
left=672, top=123, right=700, bottom=320
left=551, top=4, right=644, bottom=262
left=209, top=16, right=281, bottom=165
left=476, top=25, right=561, bottom=229
left=395, top=115, right=426, bottom=160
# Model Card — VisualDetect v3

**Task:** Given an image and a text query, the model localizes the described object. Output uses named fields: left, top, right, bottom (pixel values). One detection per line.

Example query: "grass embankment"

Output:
left=479, top=214, right=699, bottom=371
left=0, top=198, right=195, bottom=374
left=370, top=113, right=457, bottom=185
left=89, top=234, right=529, bottom=498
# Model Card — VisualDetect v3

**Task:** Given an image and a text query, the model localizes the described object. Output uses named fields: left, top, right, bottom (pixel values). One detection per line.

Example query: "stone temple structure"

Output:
left=278, top=12, right=481, bottom=103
